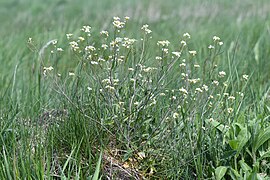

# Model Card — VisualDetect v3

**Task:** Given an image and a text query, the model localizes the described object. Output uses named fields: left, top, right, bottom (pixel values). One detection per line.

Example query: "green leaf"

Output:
left=247, top=172, right=257, bottom=180
left=62, top=147, right=76, bottom=175
left=254, top=126, right=270, bottom=151
left=236, top=126, right=251, bottom=153
left=239, top=160, right=252, bottom=173
left=205, top=119, right=228, bottom=133
left=221, top=150, right=237, bottom=160
left=254, top=39, right=260, bottom=64
left=228, top=124, right=250, bottom=154
left=258, top=149, right=270, bottom=160
left=229, top=140, right=239, bottom=150
left=215, top=166, right=228, bottom=180
left=93, top=151, right=103, bottom=180
left=228, top=168, right=241, bottom=180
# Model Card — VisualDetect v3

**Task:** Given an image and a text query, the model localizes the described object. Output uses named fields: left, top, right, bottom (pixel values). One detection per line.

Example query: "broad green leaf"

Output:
left=228, top=168, right=241, bottom=180
left=228, top=124, right=250, bottom=153
left=236, top=126, right=251, bottom=153
left=229, top=140, right=239, bottom=150
left=215, top=166, right=228, bottom=180
left=255, top=126, right=270, bottom=151
left=236, top=114, right=246, bottom=126
left=93, top=151, right=103, bottom=180
left=239, top=160, right=252, bottom=173
left=247, top=172, right=257, bottom=180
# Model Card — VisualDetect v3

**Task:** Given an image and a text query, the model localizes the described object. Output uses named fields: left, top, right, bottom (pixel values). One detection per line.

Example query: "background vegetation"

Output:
left=0, top=0, right=269, bottom=179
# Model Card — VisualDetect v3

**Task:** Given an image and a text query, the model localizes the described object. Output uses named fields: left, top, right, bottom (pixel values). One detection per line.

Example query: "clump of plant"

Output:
left=33, top=16, right=270, bottom=179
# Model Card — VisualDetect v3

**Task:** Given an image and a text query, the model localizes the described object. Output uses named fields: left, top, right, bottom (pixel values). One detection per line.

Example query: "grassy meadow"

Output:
left=0, top=0, right=270, bottom=179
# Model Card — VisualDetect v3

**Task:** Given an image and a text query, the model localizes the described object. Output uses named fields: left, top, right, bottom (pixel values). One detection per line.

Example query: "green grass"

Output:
left=0, top=0, right=270, bottom=179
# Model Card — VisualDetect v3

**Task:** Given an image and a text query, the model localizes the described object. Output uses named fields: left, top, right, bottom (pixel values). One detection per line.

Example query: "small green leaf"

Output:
left=215, top=166, right=228, bottom=180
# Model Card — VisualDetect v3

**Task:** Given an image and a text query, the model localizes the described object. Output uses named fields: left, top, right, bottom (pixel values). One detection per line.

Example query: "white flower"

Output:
left=189, top=50, right=197, bottom=56
left=227, top=108, right=233, bottom=114
left=181, top=73, right=188, bottom=77
left=113, top=18, right=125, bottom=29
left=173, top=112, right=179, bottom=119
left=78, top=36, right=85, bottom=41
left=141, top=24, right=152, bottom=34
left=179, top=63, right=186, bottom=67
left=183, top=33, right=191, bottom=38
left=194, top=64, right=200, bottom=68
left=219, top=71, right=226, bottom=77
left=179, top=87, right=188, bottom=94
left=172, top=51, right=181, bottom=57
left=100, top=30, right=109, bottom=37
left=43, top=66, right=54, bottom=71
left=188, top=78, right=200, bottom=84
left=87, top=87, right=92, bottom=91
left=28, top=37, right=33, bottom=43
left=85, top=45, right=96, bottom=51
left=157, top=40, right=170, bottom=47
left=213, top=36, right=221, bottom=41
left=105, top=85, right=115, bottom=91
left=69, top=72, right=75, bottom=76
left=208, top=45, right=215, bottom=49
left=66, top=33, right=73, bottom=39
left=171, top=96, right=176, bottom=100
left=81, top=25, right=91, bottom=33
left=57, top=48, right=64, bottom=52
left=195, top=88, right=203, bottom=93
left=143, top=67, right=153, bottom=73
left=98, top=57, right=105, bottom=62
left=130, top=78, right=136, bottom=82
left=212, top=80, right=219, bottom=86
left=181, top=40, right=187, bottom=46
left=202, top=84, right=208, bottom=91
left=134, top=101, right=140, bottom=106
left=119, top=101, right=124, bottom=106
left=162, top=48, right=169, bottom=54
left=90, top=61, right=98, bottom=65
left=242, top=74, right=249, bottom=80
left=238, top=92, right=244, bottom=97
left=156, top=56, right=162, bottom=60
left=101, top=44, right=108, bottom=49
